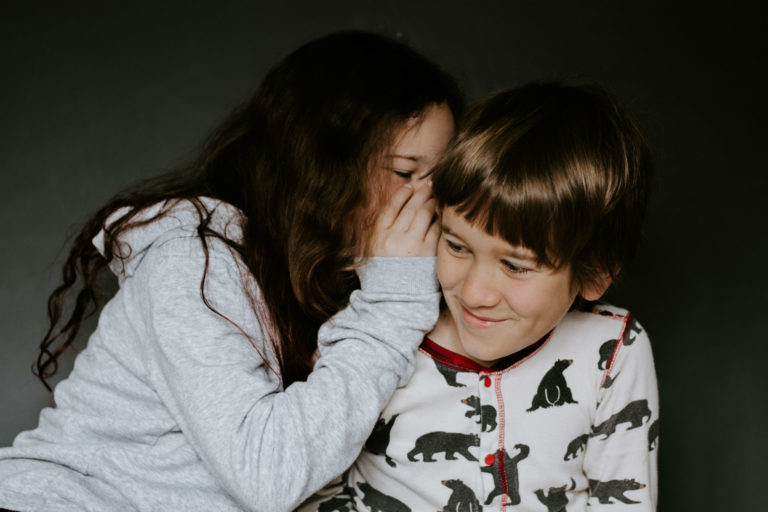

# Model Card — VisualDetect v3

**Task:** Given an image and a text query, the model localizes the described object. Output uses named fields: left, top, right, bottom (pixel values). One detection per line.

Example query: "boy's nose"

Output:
left=460, top=265, right=500, bottom=308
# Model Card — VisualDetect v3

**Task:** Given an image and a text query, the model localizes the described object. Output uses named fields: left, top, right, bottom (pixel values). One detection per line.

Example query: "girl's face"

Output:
left=356, top=104, right=455, bottom=250
left=376, top=103, right=455, bottom=198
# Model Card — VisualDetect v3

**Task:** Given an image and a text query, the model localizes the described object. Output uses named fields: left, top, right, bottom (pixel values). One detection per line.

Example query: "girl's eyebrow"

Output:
left=385, top=153, right=422, bottom=162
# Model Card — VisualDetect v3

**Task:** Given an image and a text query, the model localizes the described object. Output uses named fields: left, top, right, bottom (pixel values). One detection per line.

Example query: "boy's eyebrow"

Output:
left=503, top=248, right=538, bottom=262
left=440, top=225, right=460, bottom=236
left=441, top=225, right=538, bottom=262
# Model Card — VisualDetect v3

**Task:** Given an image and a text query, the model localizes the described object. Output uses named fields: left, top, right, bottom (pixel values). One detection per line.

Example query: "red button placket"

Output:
left=478, top=372, right=502, bottom=501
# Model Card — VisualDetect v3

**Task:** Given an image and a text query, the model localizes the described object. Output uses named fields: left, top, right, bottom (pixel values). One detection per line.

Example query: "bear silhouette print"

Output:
left=535, top=478, right=575, bottom=512
left=434, top=360, right=467, bottom=387
left=357, top=482, right=411, bottom=512
left=440, top=479, right=483, bottom=512
left=462, top=395, right=497, bottom=432
left=597, top=318, right=642, bottom=370
left=407, top=432, right=480, bottom=462
left=480, top=444, right=529, bottom=505
left=366, top=414, right=399, bottom=467
left=527, top=359, right=578, bottom=412
left=563, top=433, right=589, bottom=461
left=597, top=339, right=618, bottom=370
left=601, top=371, right=620, bottom=389
left=647, top=418, right=660, bottom=451
left=588, top=478, right=646, bottom=504
left=317, top=484, right=356, bottom=512
left=624, top=317, right=643, bottom=346
left=590, top=399, right=651, bottom=439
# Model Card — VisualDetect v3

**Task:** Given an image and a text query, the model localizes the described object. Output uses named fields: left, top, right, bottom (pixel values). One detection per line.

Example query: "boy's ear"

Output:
left=580, top=272, right=613, bottom=301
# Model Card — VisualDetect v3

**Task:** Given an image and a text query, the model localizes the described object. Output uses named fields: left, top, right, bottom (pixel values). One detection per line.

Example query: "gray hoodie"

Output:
left=0, top=198, right=440, bottom=511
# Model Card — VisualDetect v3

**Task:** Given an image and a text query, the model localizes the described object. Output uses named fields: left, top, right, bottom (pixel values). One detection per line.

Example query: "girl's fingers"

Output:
left=389, top=184, right=433, bottom=231
left=408, top=198, right=437, bottom=238
left=375, top=184, right=414, bottom=229
left=367, top=181, right=439, bottom=257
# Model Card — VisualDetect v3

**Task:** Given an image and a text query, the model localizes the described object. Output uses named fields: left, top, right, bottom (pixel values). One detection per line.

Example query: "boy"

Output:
left=305, top=83, right=658, bottom=511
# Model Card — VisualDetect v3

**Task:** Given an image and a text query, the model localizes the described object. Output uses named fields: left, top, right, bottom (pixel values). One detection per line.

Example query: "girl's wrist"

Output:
left=356, top=256, right=439, bottom=295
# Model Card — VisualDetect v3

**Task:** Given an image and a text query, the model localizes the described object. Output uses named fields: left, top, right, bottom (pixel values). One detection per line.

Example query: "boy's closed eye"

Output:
left=444, top=238, right=467, bottom=254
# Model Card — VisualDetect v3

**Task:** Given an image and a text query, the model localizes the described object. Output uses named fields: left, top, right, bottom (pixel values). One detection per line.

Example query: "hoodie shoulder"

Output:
left=92, top=197, right=244, bottom=283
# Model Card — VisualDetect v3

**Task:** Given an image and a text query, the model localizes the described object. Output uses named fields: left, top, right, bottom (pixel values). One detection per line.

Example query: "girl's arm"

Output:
left=129, top=186, right=440, bottom=511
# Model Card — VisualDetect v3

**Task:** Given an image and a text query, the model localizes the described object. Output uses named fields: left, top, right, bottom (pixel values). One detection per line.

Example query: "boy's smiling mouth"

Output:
left=461, top=305, right=506, bottom=329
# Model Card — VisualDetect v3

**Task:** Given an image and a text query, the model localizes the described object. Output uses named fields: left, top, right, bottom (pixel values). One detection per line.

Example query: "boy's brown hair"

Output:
left=432, top=82, right=651, bottom=294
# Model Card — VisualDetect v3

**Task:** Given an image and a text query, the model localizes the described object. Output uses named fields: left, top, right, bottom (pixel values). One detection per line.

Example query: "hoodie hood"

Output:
left=92, top=197, right=244, bottom=283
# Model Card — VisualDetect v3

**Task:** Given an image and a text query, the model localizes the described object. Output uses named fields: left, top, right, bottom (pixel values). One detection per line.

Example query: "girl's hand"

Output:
left=366, top=183, right=439, bottom=258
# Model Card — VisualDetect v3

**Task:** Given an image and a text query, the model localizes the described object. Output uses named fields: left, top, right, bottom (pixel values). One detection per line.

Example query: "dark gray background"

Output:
left=1, top=1, right=765, bottom=510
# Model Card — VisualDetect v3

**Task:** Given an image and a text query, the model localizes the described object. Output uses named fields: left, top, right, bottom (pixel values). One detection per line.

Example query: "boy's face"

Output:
left=434, top=207, right=582, bottom=367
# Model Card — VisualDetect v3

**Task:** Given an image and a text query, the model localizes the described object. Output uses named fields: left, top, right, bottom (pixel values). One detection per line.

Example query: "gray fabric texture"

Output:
left=0, top=198, right=440, bottom=512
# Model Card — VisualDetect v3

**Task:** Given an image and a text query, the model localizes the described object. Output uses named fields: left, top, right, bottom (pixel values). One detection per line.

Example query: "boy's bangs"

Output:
left=434, top=82, right=650, bottom=290
left=436, top=125, right=602, bottom=272
left=445, top=164, right=577, bottom=270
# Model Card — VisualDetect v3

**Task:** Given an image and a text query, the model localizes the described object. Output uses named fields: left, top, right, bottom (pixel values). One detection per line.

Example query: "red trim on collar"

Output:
left=420, top=333, right=549, bottom=373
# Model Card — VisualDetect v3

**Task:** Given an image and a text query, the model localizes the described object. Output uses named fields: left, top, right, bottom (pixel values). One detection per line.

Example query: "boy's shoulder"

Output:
left=557, top=301, right=644, bottom=347
left=569, top=300, right=638, bottom=325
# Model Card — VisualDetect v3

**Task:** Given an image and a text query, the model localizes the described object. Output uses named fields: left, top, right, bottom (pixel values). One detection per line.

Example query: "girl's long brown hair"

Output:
left=36, top=31, right=463, bottom=392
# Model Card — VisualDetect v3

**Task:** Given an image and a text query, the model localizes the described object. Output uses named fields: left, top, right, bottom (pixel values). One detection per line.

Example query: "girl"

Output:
left=0, top=31, right=462, bottom=511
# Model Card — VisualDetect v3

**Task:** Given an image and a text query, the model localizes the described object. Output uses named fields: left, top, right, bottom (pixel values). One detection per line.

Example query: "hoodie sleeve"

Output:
left=123, top=234, right=440, bottom=511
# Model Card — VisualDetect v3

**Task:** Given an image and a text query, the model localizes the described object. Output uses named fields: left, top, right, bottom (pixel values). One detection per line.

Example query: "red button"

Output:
left=484, top=454, right=495, bottom=465
left=484, top=376, right=492, bottom=387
